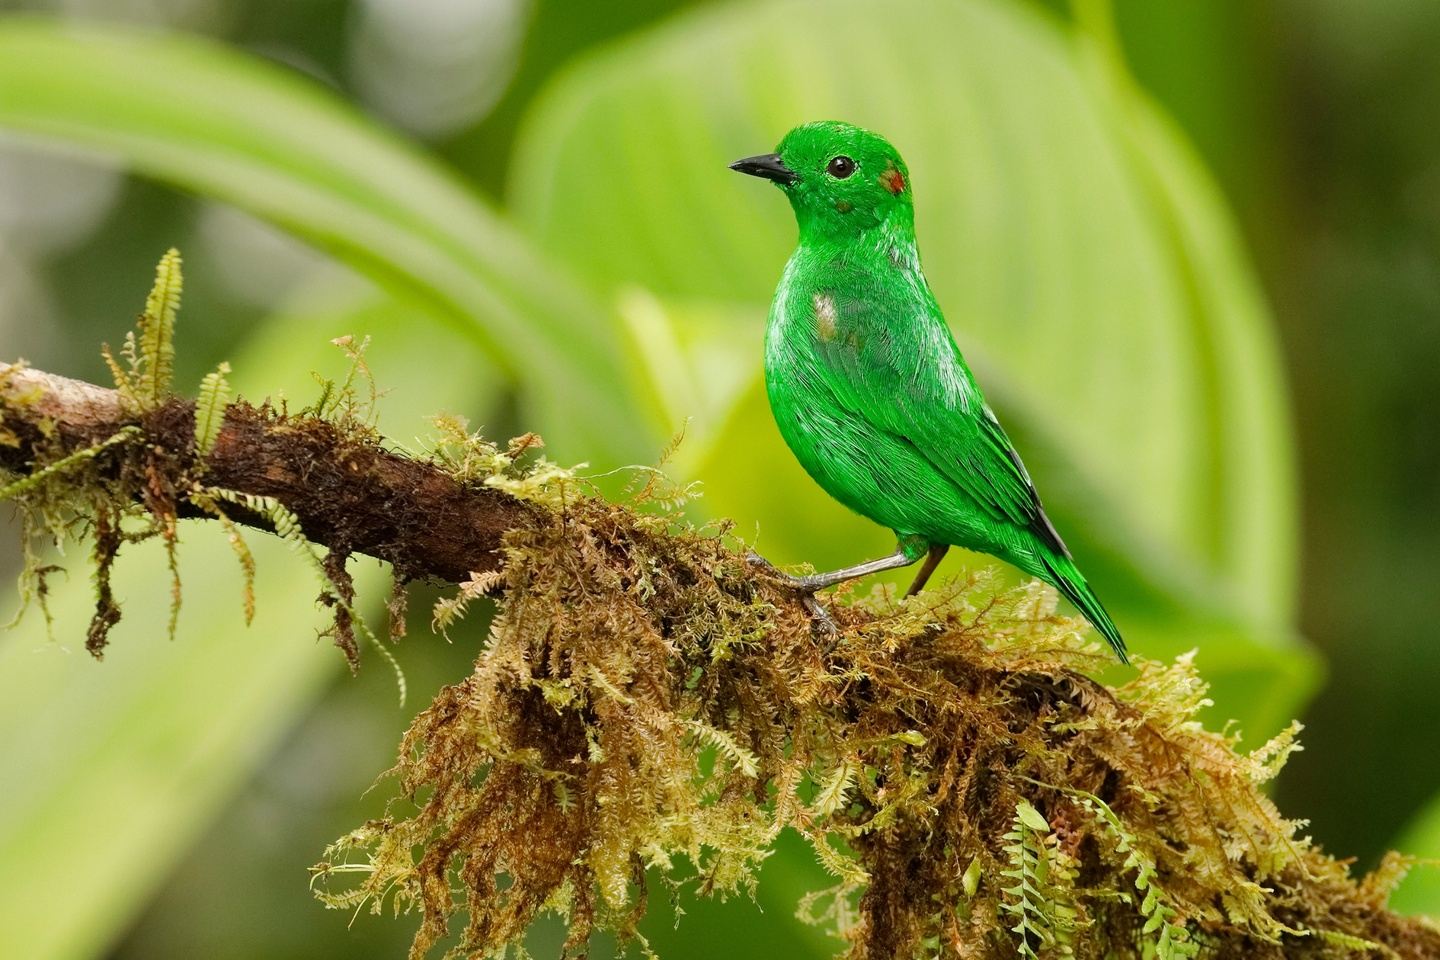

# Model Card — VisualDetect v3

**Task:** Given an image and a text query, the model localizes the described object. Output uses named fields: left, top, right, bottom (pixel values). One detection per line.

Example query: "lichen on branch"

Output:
left=1, top=252, right=1436, bottom=959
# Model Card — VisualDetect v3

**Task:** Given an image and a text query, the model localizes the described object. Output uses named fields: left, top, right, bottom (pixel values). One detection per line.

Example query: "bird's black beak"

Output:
left=729, top=153, right=797, bottom=185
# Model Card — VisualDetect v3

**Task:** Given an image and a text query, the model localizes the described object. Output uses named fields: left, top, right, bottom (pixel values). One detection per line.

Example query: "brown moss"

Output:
left=311, top=487, right=1440, bottom=960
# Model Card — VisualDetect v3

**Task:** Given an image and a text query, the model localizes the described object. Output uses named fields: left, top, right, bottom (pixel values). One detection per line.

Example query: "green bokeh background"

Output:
left=0, top=0, right=1437, bottom=956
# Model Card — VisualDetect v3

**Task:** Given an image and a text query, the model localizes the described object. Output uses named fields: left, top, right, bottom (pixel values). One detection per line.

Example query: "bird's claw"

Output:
left=745, top=552, right=822, bottom=590
left=800, top=593, right=839, bottom=639
left=746, top=552, right=838, bottom=637
left=744, top=551, right=779, bottom=575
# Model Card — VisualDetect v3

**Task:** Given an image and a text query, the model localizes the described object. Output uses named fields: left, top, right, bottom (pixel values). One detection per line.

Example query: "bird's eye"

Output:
left=826, top=155, right=856, bottom=179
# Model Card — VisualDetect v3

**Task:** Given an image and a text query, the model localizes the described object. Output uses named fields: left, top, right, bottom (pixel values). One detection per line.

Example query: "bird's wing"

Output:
left=813, top=289, right=1070, bottom=558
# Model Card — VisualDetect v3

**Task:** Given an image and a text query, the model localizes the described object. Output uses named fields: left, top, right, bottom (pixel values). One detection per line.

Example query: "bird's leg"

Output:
left=905, top=544, right=950, bottom=597
left=746, top=542, right=924, bottom=636
left=784, top=548, right=916, bottom=592
left=745, top=546, right=918, bottom=593
left=798, top=593, right=838, bottom=636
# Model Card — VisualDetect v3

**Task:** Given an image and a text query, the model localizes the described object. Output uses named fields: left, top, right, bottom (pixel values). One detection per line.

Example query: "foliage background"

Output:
left=0, top=0, right=1436, bottom=956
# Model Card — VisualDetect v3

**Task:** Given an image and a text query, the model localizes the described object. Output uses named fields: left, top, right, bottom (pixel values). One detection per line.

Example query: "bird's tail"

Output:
left=1039, top=553, right=1128, bottom=664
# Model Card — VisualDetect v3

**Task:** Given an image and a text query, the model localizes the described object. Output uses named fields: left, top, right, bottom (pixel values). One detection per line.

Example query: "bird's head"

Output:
left=730, top=121, right=913, bottom=241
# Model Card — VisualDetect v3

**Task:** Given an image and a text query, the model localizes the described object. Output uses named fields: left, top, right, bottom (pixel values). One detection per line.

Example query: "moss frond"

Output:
left=999, top=800, right=1081, bottom=958
left=431, top=570, right=503, bottom=637
left=1080, top=792, right=1199, bottom=958
left=136, top=248, right=182, bottom=410
left=309, top=335, right=382, bottom=434
left=100, top=343, right=139, bottom=410
left=103, top=247, right=184, bottom=414
left=188, top=487, right=257, bottom=624
left=1311, top=929, right=1400, bottom=958
left=200, top=487, right=405, bottom=702
left=194, top=361, right=232, bottom=458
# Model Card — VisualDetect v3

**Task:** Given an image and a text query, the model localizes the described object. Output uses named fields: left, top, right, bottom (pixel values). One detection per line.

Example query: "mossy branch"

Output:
left=1, top=256, right=1436, bottom=959
left=0, top=361, right=536, bottom=585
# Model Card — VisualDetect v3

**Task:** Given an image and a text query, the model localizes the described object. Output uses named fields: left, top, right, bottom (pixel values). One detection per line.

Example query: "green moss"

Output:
left=102, top=247, right=182, bottom=415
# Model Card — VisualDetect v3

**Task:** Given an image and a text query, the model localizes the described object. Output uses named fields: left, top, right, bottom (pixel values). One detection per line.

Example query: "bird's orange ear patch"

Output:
left=880, top=166, right=906, bottom=195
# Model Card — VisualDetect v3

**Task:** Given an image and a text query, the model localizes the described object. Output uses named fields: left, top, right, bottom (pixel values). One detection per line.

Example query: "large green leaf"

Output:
left=0, top=284, right=498, bottom=960
left=507, top=0, right=1311, bottom=732
left=0, top=17, right=661, bottom=463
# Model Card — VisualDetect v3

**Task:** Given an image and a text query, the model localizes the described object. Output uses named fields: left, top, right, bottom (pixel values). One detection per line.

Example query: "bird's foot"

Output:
left=744, top=552, right=826, bottom=589
left=744, top=551, right=780, bottom=575
left=745, top=552, right=839, bottom=638
left=799, top=593, right=839, bottom=638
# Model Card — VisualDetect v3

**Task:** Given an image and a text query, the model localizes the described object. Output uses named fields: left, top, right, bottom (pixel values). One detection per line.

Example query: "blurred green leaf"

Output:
left=1072, top=0, right=1298, bottom=623
left=0, top=17, right=661, bottom=463
left=0, top=282, right=498, bottom=960
left=508, top=0, right=1313, bottom=734
left=1390, top=793, right=1440, bottom=919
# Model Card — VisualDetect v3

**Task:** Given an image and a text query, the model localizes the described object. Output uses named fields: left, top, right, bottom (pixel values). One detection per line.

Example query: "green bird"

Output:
left=731, top=120, right=1127, bottom=662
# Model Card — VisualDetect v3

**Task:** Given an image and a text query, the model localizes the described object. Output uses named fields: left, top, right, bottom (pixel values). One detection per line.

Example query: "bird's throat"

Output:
left=793, top=194, right=916, bottom=248
left=796, top=214, right=921, bottom=278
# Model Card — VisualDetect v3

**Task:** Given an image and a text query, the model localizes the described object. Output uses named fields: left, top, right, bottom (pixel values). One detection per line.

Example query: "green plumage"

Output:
left=735, top=121, right=1127, bottom=662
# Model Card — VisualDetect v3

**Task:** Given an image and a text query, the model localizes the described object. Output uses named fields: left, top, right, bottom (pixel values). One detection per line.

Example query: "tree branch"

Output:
left=0, top=361, right=535, bottom=583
